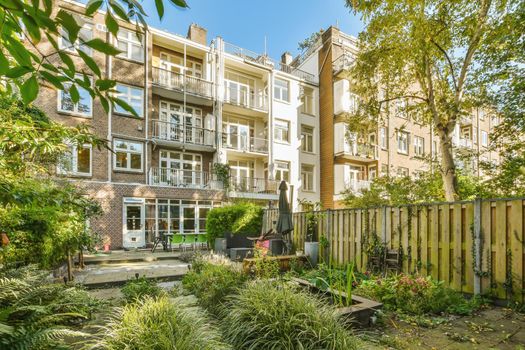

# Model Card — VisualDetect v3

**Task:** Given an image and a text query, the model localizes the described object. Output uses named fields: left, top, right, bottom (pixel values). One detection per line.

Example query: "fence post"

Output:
left=381, top=206, right=387, bottom=243
left=326, top=209, right=332, bottom=262
left=473, top=198, right=482, bottom=295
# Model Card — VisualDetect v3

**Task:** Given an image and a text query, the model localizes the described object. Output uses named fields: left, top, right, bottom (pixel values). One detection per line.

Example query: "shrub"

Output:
left=205, top=202, right=263, bottom=244
left=354, top=274, right=483, bottom=315
left=182, top=261, right=246, bottom=315
left=120, top=277, right=164, bottom=303
left=90, top=296, right=230, bottom=350
left=221, top=280, right=359, bottom=350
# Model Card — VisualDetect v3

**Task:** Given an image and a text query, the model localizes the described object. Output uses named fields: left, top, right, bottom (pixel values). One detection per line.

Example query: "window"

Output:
left=396, top=99, right=408, bottom=119
left=114, top=139, right=143, bottom=171
left=397, top=167, right=409, bottom=177
left=301, top=164, right=314, bottom=191
left=114, top=84, right=144, bottom=117
left=381, top=164, right=389, bottom=176
left=369, top=166, right=377, bottom=180
left=274, top=78, right=289, bottom=102
left=274, top=119, right=289, bottom=143
left=397, top=131, right=409, bottom=154
left=481, top=130, right=488, bottom=147
left=414, top=136, right=425, bottom=157
left=379, top=127, right=388, bottom=149
left=58, top=79, right=92, bottom=116
left=301, top=125, right=314, bottom=153
left=491, top=115, right=499, bottom=127
left=479, top=109, right=485, bottom=121
left=116, top=29, right=144, bottom=62
left=301, top=87, right=314, bottom=114
left=59, top=23, right=93, bottom=55
left=57, top=143, right=91, bottom=176
left=275, top=161, right=289, bottom=182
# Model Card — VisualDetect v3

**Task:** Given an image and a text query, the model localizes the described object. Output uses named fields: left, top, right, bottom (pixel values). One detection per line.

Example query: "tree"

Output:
left=0, top=0, right=188, bottom=114
left=345, top=0, right=521, bottom=201
left=298, top=29, right=324, bottom=52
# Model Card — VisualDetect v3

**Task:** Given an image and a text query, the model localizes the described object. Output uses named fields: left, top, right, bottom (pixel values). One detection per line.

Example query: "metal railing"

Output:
left=342, top=142, right=378, bottom=159
left=278, top=63, right=318, bottom=84
left=152, top=67, right=213, bottom=98
left=346, top=180, right=372, bottom=193
left=228, top=176, right=279, bottom=194
left=151, top=120, right=216, bottom=147
left=221, top=133, right=268, bottom=154
left=223, top=41, right=275, bottom=67
left=149, top=168, right=223, bottom=189
left=455, top=138, right=473, bottom=148
left=333, top=53, right=356, bottom=72
left=223, top=84, right=268, bottom=111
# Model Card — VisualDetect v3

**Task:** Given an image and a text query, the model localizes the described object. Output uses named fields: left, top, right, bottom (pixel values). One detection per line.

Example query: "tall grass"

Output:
left=89, top=296, right=230, bottom=350
left=221, top=280, right=360, bottom=350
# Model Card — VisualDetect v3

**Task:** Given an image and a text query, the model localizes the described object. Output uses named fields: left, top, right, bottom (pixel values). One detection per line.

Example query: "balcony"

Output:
left=222, top=133, right=268, bottom=155
left=454, top=137, right=473, bottom=149
left=227, top=176, right=279, bottom=200
left=278, top=63, right=318, bottom=85
left=223, top=41, right=274, bottom=67
left=335, top=141, right=378, bottom=163
left=151, top=120, right=216, bottom=152
left=333, top=180, right=371, bottom=201
left=152, top=67, right=213, bottom=104
left=223, top=85, right=268, bottom=112
left=333, top=53, right=355, bottom=79
left=149, top=168, right=223, bottom=190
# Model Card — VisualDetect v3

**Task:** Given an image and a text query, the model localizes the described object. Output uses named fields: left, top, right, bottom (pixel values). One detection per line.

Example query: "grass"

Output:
left=120, top=276, right=164, bottom=303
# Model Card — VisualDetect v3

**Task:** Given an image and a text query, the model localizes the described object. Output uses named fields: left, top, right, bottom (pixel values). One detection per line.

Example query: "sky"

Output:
left=141, top=0, right=364, bottom=60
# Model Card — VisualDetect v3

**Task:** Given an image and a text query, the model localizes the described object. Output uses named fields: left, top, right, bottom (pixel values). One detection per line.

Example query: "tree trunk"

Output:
left=438, top=130, right=459, bottom=201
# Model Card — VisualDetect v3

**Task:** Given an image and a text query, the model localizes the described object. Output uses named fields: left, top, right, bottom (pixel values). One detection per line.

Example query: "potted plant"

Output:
left=304, top=211, right=321, bottom=267
left=101, top=235, right=111, bottom=252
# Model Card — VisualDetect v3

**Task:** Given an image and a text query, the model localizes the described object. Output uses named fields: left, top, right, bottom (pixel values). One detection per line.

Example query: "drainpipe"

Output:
left=107, top=30, right=113, bottom=183
left=144, top=31, right=150, bottom=184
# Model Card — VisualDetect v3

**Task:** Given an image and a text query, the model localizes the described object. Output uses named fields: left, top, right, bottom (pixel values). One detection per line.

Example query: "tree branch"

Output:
left=430, top=38, right=458, bottom=92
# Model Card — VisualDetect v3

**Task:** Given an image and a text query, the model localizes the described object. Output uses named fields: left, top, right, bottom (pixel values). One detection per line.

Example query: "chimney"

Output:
left=187, top=23, right=207, bottom=45
left=281, top=51, right=293, bottom=66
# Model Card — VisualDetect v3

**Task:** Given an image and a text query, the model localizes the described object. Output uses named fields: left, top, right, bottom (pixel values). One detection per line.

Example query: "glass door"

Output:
left=182, top=206, right=196, bottom=234
left=159, top=52, right=183, bottom=88
left=159, top=101, right=182, bottom=141
left=123, top=203, right=145, bottom=248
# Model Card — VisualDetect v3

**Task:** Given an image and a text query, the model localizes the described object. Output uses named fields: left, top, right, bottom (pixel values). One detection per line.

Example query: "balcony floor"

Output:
left=152, top=85, right=213, bottom=107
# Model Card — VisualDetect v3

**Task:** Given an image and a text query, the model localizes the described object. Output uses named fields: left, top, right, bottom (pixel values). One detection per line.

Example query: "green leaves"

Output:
left=86, top=0, right=104, bottom=16
left=56, top=10, right=81, bottom=44
left=20, top=75, right=38, bottom=104
left=112, top=96, right=139, bottom=118
left=155, top=0, right=165, bottom=20
left=169, top=0, right=189, bottom=8
left=83, top=38, right=122, bottom=55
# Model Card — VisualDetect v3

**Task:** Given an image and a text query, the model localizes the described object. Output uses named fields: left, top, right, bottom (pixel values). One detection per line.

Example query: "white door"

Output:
left=123, top=203, right=145, bottom=248
left=344, top=166, right=360, bottom=192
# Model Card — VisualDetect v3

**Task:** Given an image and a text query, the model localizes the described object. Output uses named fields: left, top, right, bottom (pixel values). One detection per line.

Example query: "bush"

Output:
left=120, top=277, right=164, bottom=303
left=354, top=274, right=483, bottom=315
left=182, top=261, right=246, bottom=315
left=90, top=296, right=230, bottom=350
left=221, top=280, right=359, bottom=350
left=205, top=202, right=263, bottom=244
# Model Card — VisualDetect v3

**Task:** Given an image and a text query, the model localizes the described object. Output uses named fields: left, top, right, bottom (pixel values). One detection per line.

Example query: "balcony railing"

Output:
left=223, top=85, right=268, bottom=111
left=333, top=53, right=355, bottom=72
left=341, top=142, right=378, bottom=159
left=454, top=138, right=473, bottom=148
left=149, top=168, right=223, bottom=189
left=278, top=63, right=318, bottom=84
left=223, top=41, right=274, bottom=67
left=152, top=67, right=213, bottom=98
left=228, top=176, right=279, bottom=194
left=346, top=180, right=371, bottom=193
left=151, top=120, right=216, bottom=147
left=222, top=133, right=268, bottom=154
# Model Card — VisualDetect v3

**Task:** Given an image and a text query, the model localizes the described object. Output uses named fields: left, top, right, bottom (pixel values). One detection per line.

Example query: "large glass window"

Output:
left=116, top=29, right=144, bottom=62
left=301, top=86, right=314, bottom=114
left=114, top=139, right=143, bottom=171
left=274, top=78, right=289, bottom=102
left=414, top=136, right=425, bottom=156
left=274, top=119, right=289, bottom=143
left=301, top=164, right=314, bottom=191
left=275, top=161, right=290, bottom=182
left=57, top=143, right=91, bottom=176
left=301, top=125, right=314, bottom=153
left=380, top=127, right=388, bottom=149
left=58, top=79, right=92, bottom=116
left=114, top=84, right=144, bottom=118
left=397, top=131, right=409, bottom=154
left=59, top=23, right=93, bottom=56
left=481, top=130, right=488, bottom=147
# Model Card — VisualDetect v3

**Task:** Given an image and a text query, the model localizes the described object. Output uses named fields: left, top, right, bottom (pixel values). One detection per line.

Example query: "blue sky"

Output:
left=141, top=0, right=363, bottom=60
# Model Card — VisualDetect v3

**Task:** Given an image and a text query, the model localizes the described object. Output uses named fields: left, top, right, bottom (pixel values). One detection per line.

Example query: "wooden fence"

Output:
left=263, top=198, right=525, bottom=302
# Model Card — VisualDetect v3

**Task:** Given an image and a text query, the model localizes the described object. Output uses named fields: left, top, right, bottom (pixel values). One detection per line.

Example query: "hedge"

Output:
left=205, top=203, right=263, bottom=244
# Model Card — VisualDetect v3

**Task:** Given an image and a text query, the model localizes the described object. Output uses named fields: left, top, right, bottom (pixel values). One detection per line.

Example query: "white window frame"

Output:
left=113, top=139, right=144, bottom=172
left=397, top=166, right=409, bottom=177
left=274, top=78, right=289, bottom=102
left=301, top=125, right=314, bottom=153
left=57, top=77, right=93, bottom=117
left=57, top=143, right=92, bottom=176
left=275, top=161, right=290, bottom=182
left=414, top=136, right=425, bottom=157
left=116, top=28, right=144, bottom=62
left=301, top=87, right=314, bottom=115
left=59, top=23, right=93, bottom=56
left=397, top=131, right=409, bottom=154
left=379, top=127, right=388, bottom=149
left=301, top=164, right=314, bottom=192
left=481, top=130, right=488, bottom=147
left=396, top=99, right=408, bottom=119
left=274, top=119, right=290, bottom=143
left=114, top=83, right=144, bottom=118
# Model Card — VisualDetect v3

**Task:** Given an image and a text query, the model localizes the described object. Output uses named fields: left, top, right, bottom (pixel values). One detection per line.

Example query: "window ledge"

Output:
left=112, top=111, right=144, bottom=120
left=113, top=168, right=144, bottom=174
left=114, top=55, right=145, bottom=65
left=57, top=110, right=93, bottom=119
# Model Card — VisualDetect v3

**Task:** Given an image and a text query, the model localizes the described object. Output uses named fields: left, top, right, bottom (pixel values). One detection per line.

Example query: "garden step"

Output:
left=79, top=249, right=206, bottom=265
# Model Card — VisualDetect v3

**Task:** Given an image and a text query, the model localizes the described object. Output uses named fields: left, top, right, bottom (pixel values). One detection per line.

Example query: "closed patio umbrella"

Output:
left=276, top=180, right=293, bottom=237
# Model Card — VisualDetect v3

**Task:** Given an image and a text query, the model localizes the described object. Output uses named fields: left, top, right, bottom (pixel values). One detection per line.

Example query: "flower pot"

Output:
left=304, top=241, right=319, bottom=267
left=103, top=244, right=110, bottom=252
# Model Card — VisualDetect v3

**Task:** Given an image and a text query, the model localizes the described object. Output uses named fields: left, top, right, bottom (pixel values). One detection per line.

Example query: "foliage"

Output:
left=88, top=296, right=230, bottom=350
left=0, top=0, right=187, bottom=113
left=354, top=274, right=484, bottom=316
left=298, top=29, right=324, bottom=52
left=182, top=260, right=246, bottom=315
left=249, top=247, right=280, bottom=279
left=345, top=0, right=522, bottom=201
left=120, top=277, right=164, bottom=303
left=205, top=202, right=263, bottom=244
left=213, top=163, right=231, bottom=191
left=0, top=265, right=103, bottom=350
left=221, top=280, right=359, bottom=350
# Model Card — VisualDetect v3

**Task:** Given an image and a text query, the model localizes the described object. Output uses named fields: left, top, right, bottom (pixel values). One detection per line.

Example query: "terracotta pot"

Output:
left=104, top=244, right=110, bottom=252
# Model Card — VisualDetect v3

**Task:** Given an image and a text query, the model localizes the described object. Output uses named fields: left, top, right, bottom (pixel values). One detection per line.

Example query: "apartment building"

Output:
left=290, top=26, right=500, bottom=209
left=32, top=0, right=320, bottom=249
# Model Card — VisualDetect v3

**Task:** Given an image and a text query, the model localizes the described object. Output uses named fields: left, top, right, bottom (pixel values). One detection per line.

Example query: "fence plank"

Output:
left=385, top=207, right=392, bottom=249
left=495, top=201, right=507, bottom=299
left=452, top=203, right=463, bottom=291
left=464, top=203, right=474, bottom=294
left=401, top=208, right=410, bottom=273
left=430, top=205, right=440, bottom=280
left=442, top=204, right=451, bottom=286
left=356, top=210, right=362, bottom=271
left=349, top=210, right=355, bottom=263
left=510, top=200, right=523, bottom=303
left=480, top=200, right=492, bottom=294
left=421, top=207, right=429, bottom=276
left=410, top=207, right=419, bottom=273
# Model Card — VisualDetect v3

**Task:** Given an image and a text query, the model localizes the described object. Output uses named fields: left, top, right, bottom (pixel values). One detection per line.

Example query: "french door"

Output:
left=123, top=200, right=145, bottom=248
left=159, top=151, right=203, bottom=187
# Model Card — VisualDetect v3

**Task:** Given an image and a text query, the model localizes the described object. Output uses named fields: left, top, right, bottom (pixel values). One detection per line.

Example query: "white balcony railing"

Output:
left=149, top=168, right=223, bottom=190
left=223, top=84, right=268, bottom=112
left=228, top=176, right=279, bottom=195
left=454, top=138, right=473, bottom=148
left=345, top=180, right=371, bottom=193
left=221, top=133, right=268, bottom=154
left=151, top=120, right=215, bottom=147
left=340, top=142, right=378, bottom=159
left=152, top=67, right=213, bottom=98
left=223, top=41, right=275, bottom=67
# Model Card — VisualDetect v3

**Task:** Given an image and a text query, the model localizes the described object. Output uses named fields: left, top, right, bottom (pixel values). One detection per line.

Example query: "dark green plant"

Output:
left=205, top=202, right=263, bottom=245
left=88, top=296, right=230, bottom=350
left=120, top=277, right=165, bottom=303
left=182, top=261, right=246, bottom=315
left=213, top=163, right=231, bottom=191
left=221, top=280, right=359, bottom=350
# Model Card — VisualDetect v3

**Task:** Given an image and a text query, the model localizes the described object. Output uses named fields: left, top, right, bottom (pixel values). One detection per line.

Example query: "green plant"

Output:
left=250, top=247, right=281, bottom=279
left=205, top=202, right=263, bottom=245
left=88, top=296, right=230, bottom=350
left=221, top=280, right=359, bottom=350
left=182, top=261, right=246, bottom=315
left=120, top=277, right=164, bottom=303
left=213, top=163, right=231, bottom=191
